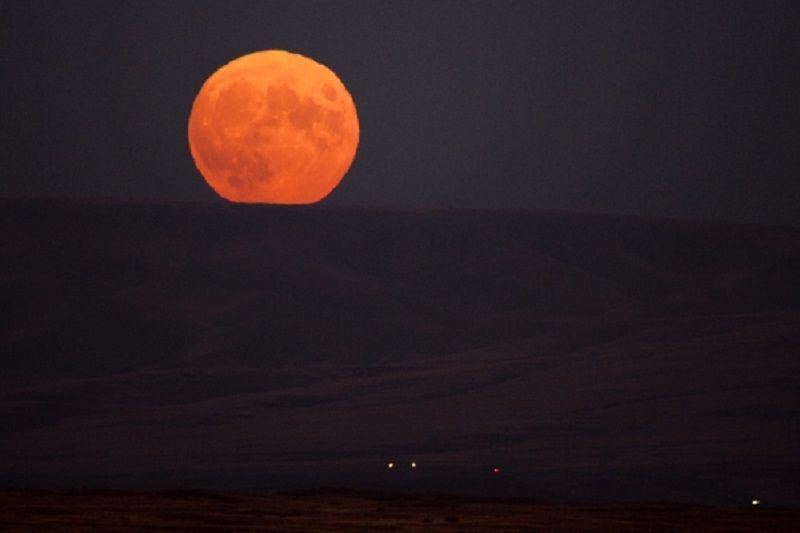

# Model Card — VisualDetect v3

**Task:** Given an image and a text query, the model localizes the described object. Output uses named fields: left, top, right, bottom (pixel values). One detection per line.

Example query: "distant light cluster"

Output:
left=384, top=460, right=504, bottom=476
left=387, top=460, right=416, bottom=470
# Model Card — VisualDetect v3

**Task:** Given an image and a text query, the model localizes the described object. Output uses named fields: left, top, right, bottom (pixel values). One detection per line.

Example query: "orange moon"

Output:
left=187, top=50, right=359, bottom=204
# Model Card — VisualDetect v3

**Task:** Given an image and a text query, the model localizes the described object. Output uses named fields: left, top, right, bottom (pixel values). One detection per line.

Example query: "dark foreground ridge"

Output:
left=1, top=488, right=799, bottom=532
left=1, top=199, right=799, bottom=505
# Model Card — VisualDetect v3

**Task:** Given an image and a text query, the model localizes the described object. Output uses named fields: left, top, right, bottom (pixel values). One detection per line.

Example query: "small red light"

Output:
left=492, top=467, right=501, bottom=474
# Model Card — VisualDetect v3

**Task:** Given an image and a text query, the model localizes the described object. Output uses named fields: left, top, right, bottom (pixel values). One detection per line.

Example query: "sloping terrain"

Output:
left=1, top=199, right=798, bottom=505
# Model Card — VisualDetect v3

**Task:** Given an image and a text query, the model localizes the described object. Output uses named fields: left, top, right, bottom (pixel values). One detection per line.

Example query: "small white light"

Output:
left=411, top=461, right=417, bottom=468
left=387, top=462, right=394, bottom=469
left=752, top=499, right=760, bottom=506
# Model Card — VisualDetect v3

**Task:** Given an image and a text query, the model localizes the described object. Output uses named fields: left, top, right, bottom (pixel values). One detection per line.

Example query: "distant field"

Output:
left=0, top=489, right=797, bottom=532
left=2, top=200, right=799, bottom=504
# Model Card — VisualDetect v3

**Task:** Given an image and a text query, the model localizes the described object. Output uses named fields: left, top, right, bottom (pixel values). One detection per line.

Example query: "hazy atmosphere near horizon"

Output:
left=3, top=0, right=800, bottom=224
left=2, top=0, right=800, bottom=525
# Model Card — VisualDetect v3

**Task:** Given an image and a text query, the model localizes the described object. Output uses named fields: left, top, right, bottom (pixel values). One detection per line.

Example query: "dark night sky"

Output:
left=2, top=1, right=799, bottom=224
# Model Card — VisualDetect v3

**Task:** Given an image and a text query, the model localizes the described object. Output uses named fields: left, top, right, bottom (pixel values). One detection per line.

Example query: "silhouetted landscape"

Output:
left=1, top=199, right=799, bottom=524
left=4, top=0, right=799, bottom=528
left=3, top=488, right=800, bottom=531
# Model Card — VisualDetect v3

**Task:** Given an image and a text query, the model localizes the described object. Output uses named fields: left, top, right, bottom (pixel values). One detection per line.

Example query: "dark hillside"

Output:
left=1, top=199, right=798, bottom=504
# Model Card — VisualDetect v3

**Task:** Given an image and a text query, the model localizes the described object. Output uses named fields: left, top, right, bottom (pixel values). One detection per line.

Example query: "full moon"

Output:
left=188, top=50, right=359, bottom=204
